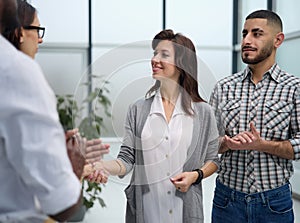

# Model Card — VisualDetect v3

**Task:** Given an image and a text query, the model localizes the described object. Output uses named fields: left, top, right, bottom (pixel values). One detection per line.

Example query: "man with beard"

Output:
left=210, top=10, right=300, bottom=223
left=0, top=0, right=86, bottom=222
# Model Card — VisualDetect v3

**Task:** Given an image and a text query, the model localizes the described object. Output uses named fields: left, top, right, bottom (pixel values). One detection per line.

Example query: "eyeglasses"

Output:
left=23, top=25, right=45, bottom=39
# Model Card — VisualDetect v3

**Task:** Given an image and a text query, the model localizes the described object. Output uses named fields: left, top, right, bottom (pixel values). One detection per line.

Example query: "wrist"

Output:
left=192, top=169, right=203, bottom=185
left=219, top=137, right=230, bottom=153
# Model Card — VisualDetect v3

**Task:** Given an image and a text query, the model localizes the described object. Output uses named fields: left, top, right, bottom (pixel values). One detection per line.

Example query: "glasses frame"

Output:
left=23, top=25, right=45, bottom=39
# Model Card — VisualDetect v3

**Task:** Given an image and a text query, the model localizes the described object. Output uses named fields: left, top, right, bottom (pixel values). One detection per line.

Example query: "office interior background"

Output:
left=28, top=0, right=300, bottom=222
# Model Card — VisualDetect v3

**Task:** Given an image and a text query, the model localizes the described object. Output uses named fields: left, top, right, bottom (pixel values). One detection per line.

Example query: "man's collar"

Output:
left=241, top=63, right=281, bottom=83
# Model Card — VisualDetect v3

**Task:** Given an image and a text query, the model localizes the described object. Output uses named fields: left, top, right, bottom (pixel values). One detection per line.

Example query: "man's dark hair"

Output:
left=246, top=9, right=283, bottom=32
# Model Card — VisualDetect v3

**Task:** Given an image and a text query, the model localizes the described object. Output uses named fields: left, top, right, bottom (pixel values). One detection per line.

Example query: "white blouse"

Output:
left=141, top=90, right=193, bottom=223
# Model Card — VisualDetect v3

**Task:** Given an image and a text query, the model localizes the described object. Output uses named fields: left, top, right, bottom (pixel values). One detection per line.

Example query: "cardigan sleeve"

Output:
left=203, top=104, right=220, bottom=168
left=117, top=103, right=137, bottom=176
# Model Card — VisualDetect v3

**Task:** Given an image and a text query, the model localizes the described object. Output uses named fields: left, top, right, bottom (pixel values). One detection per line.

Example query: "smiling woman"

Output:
left=3, top=0, right=45, bottom=58
left=87, top=29, right=220, bottom=223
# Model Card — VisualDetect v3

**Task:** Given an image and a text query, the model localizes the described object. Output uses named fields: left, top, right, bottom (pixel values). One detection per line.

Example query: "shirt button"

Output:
left=165, top=154, right=169, bottom=158
left=167, top=172, right=170, bottom=176
left=247, top=166, right=253, bottom=171
left=167, top=191, right=171, bottom=195
left=169, top=209, right=173, bottom=214
left=165, top=136, right=169, bottom=140
left=246, top=197, right=251, bottom=202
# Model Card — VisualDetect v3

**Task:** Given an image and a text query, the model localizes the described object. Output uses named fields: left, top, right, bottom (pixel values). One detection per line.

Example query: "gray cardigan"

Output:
left=117, top=96, right=219, bottom=223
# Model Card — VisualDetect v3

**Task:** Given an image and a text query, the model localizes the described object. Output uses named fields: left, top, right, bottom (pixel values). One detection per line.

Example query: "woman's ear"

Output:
left=19, top=27, right=24, bottom=44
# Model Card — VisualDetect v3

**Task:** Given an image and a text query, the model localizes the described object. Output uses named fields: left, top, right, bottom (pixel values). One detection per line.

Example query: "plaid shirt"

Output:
left=210, top=63, right=300, bottom=193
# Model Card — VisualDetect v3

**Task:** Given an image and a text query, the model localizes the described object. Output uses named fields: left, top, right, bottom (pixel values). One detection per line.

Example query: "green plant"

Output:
left=56, top=76, right=111, bottom=210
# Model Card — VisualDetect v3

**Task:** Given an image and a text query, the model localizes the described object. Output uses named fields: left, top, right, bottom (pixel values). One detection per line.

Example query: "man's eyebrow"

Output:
left=251, top=28, right=264, bottom=33
left=242, top=28, right=264, bottom=33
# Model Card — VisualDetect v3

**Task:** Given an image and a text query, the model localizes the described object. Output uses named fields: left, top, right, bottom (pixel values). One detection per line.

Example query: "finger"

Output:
left=223, top=135, right=238, bottom=146
left=233, top=132, right=253, bottom=143
left=96, top=175, right=102, bottom=184
left=86, top=138, right=102, bottom=147
left=94, top=170, right=108, bottom=184
left=65, top=128, right=79, bottom=140
left=250, top=122, right=260, bottom=137
left=225, top=137, right=242, bottom=148
left=73, top=133, right=81, bottom=146
left=243, top=131, right=256, bottom=140
left=88, top=173, right=95, bottom=183
left=86, top=149, right=109, bottom=159
left=103, top=144, right=110, bottom=149
left=66, top=136, right=74, bottom=148
left=223, top=135, right=233, bottom=143
left=86, top=145, right=110, bottom=155
left=170, top=173, right=184, bottom=183
left=82, top=164, right=93, bottom=177
left=101, top=172, right=108, bottom=184
left=79, top=137, right=87, bottom=157
left=93, top=169, right=100, bottom=179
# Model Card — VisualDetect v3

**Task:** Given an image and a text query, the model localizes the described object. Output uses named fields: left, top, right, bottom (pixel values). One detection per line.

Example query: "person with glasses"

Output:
left=1, top=1, right=110, bottom=221
left=24, top=25, right=45, bottom=39
left=4, top=0, right=110, bottom=165
left=0, top=0, right=86, bottom=222
left=3, top=0, right=44, bottom=59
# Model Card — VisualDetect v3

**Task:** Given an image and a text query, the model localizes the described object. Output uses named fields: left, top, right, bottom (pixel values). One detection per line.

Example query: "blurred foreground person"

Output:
left=0, top=0, right=86, bottom=222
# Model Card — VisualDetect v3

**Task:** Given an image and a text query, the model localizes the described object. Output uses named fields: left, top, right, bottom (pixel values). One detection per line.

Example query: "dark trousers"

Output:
left=212, top=179, right=294, bottom=223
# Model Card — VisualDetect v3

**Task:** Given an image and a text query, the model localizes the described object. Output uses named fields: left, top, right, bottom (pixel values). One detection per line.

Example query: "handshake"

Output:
left=65, top=128, right=111, bottom=184
left=82, top=161, right=109, bottom=184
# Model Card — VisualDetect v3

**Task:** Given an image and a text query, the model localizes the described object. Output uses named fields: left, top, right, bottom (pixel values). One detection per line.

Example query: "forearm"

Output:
left=102, top=159, right=126, bottom=176
left=258, top=139, right=295, bottom=160
left=184, top=161, right=218, bottom=186
left=82, top=159, right=127, bottom=181
left=201, top=161, right=218, bottom=179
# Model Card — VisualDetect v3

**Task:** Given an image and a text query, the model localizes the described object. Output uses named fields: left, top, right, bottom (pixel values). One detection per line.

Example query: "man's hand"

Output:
left=65, top=128, right=79, bottom=141
left=224, top=122, right=263, bottom=150
left=85, top=139, right=110, bottom=164
left=66, top=133, right=86, bottom=179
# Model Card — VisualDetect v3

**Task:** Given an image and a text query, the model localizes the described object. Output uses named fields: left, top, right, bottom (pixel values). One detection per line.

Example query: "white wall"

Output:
left=30, top=0, right=89, bottom=43
left=276, top=0, right=300, bottom=33
left=33, top=0, right=233, bottom=138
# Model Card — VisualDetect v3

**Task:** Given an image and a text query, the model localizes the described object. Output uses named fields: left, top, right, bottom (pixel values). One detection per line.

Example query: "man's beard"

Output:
left=242, top=42, right=273, bottom=65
